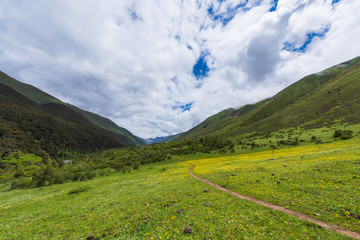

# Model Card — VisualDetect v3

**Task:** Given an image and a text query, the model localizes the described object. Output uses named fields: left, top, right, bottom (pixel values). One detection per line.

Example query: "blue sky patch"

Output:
left=128, top=8, right=141, bottom=21
left=171, top=76, right=178, bottom=85
left=270, top=0, right=279, bottom=12
left=195, top=82, right=203, bottom=89
left=180, top=102, right=193, bottom=111
left=332, top=0, right=341, bottom=5
left=173, top=102, right=193, bottom=112
left=282, top=25, right=331, bottom=53
left=207, top=1, right=249, bottom=26
left=193, top=51, right=210, bottom=80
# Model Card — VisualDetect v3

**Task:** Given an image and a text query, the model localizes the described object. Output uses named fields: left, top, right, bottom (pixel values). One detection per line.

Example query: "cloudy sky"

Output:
left=1, top=0, right=360, bottom=138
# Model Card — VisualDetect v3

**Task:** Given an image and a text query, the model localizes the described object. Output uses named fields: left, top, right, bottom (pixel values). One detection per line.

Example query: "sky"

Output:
left=0, top=0, right=360, bottom=139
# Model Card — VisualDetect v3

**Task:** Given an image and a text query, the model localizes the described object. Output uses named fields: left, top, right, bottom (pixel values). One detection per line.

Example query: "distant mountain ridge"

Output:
left=0, top=71, right=145, bottom=158
left=145, top=134, right=181, bottom=144
left=172, top=56, right=360, bottom=141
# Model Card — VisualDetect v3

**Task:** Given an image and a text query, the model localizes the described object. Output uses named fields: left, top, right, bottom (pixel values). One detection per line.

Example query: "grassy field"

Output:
left=1, top=139, right=359, bottom=239
left=183, top=139, right=360, bottom=234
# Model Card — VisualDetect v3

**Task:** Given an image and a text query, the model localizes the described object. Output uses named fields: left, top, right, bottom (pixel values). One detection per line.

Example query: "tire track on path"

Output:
left=188, top=165, right=360, bottom=239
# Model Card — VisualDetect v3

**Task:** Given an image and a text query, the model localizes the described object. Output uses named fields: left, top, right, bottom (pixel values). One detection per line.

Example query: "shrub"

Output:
left=85, top=171, right=96, bottom=180
left=133, top=161, right=140, bottom=170
left=333, top=130, right=353, bottom=140
left=68, top=186, right=90, bottom=195
left=24, top=165, right=40, bottom=177
left=99, top=169, right=113, bottom=176
left=333, top=130, right=342, bottom=138
left=73, top=172, right=87, bottom=181
left=111, top=162, right=125, bottom=172
left=0, top=160, right=5, bottom=169
left=340, top=133, right=352, bottom=140
left=14, top=167, right=25, bottom=178
left=32, top=167, right=48, bottom=187
left=11, top=178, right=31, bottom=189
left=53, top=170, right=65, bottom=184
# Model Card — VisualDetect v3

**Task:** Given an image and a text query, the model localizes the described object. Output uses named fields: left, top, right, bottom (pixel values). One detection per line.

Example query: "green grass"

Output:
left=1, top=145, right=357, bottom=239
left=184, top=139, right=360, bottom=234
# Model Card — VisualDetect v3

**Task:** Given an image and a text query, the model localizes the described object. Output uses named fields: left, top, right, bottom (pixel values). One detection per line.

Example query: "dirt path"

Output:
left=189, top=166, right=360, bottom=240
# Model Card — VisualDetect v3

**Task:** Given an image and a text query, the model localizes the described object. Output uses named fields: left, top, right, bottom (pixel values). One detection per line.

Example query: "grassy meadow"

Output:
left=183, top=139, right=360, bottom=234
left=0, top=124, right=359, bottom=239
left=1, top=138, right=360, bottom=239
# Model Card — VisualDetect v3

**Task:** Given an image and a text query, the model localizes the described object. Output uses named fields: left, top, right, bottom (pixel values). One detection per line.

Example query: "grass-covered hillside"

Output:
left=0, top=71, right=145, bottom=147
left=0, top=71, right=145, bottom=159
left=0, top=83, right=127, bottom=157
left=0, top=71, right=62, bottom=105
left=174, top=56, right=360, bottom=141
left=69, top=105, right=146, bottom=146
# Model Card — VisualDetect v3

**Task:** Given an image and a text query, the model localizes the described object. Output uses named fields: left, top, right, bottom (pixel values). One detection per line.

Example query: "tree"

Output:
left=133, top=161, right=140, bottom=170
left=14, top=167, right=25, bottom=178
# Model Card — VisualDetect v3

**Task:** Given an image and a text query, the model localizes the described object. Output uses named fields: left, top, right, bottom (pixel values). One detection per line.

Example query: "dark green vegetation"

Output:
left=0, top=71, right=148, bottom=188
left=174, top=56, right=360, bottom=141
left=0, top=71, right=144, bottom=157
left=0, top=71, right=145, bottom=146
left=69, top=105, right=146, bottom=146
left=1, top=132, right=243, bottom=188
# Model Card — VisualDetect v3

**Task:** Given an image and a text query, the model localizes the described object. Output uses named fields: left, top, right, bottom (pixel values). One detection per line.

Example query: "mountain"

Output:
left=69, top=106, right=146, bottom=146
left=173, top=56, right=360, bottom=141
left=145, top=134, right=181, bottom=144
left=0, top=71, right=145, bottom=158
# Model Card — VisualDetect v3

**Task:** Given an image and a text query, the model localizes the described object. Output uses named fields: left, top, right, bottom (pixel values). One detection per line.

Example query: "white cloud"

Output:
left=0, top=0, right=359, bottom=138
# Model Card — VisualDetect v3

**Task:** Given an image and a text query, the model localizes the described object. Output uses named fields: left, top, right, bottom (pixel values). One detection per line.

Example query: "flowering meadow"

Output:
left=1, top=138, right=359, bottom=239
left=186, top=139, right=360, bottom=234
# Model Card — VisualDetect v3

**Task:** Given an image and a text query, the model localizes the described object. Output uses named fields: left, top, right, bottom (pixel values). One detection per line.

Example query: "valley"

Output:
left=1, top=131, right=359, bottom=239
left=1, top=1, right=360, bottom=239
left=1, top=57, right=360, bottom=239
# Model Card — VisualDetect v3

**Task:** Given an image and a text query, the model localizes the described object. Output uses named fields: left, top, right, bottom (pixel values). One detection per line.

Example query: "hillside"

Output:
left=174, top=56, right=360, bottom=140
left=236, top=58, right=360, bottom=135
left=0, top=71, right=145, bottom=147
left=0, top=71, right=145, bottom=159
left=69, top=106, right=146, bottom=146
left=0, top=71, right=61, bottom=105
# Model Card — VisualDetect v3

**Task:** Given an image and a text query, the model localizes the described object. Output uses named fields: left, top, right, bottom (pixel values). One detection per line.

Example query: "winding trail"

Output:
left=189, top=165, right=360, bottom=240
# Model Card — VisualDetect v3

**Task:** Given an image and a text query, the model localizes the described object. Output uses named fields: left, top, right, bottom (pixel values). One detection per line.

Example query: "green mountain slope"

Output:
left=0, top=71, right=145, bottom=147
left=176, top=108, right=235, bottom=140
left=0, top=72, right=61, bottom=104
left=174, top=56, right=360, bottom=140
left=236, top=58, right=360, bottom=135
left=242, top=57, right=360, bottom=126
left=0, top=83, right=128, bottom=158
left=69, top=106, right=146, bottom=146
